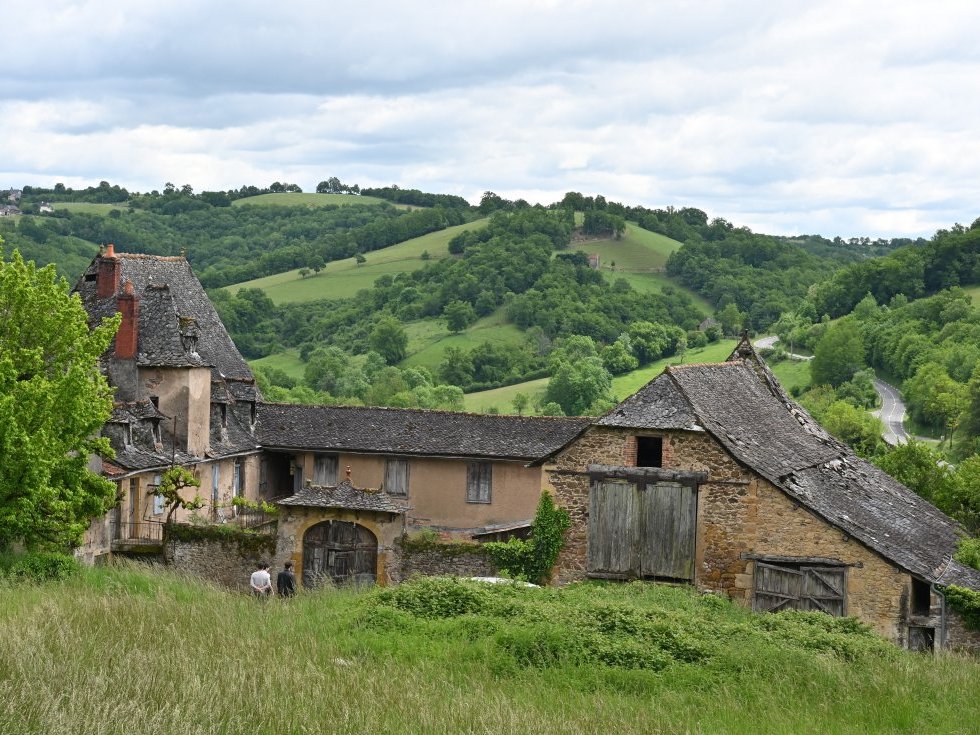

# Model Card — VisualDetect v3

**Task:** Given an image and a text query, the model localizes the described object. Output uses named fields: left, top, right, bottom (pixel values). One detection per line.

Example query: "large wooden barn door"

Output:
left=588, top=476, right=697, bottom=581
left=302, top=520, right=378, bottom=589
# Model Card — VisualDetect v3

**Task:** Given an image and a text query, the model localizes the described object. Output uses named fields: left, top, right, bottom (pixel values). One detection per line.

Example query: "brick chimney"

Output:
left=115, top=279, right=140, bottom=359
left=97, top=243, right=120, bottom=298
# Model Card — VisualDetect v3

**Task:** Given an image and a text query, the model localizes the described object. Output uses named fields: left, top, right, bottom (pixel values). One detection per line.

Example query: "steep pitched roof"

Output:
left=256, top=403, right=591, bottom=461
left=75, top=253, right=254, bottom=382
left=277, top=480, right=407, bottom=515
left=595, top=346, right=980, bottom=591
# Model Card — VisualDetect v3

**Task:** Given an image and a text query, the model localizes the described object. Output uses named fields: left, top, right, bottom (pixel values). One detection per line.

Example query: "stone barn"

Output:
left=542, top=340, right=980, bottom=651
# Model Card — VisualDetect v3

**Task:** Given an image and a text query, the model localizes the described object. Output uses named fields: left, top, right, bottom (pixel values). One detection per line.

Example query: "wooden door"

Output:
left=754, top=563, right=846, bottom=616
left=588, top=479, right=697, bottom=580
left=638, top=482, right=697, bottom=580
left=588, top=480, right=637, bottom=575
left=753, top=563, right=803, bottom=612
left=800, top=567, right=846, bottom=616
left=302, top=520, right=378, bottom=589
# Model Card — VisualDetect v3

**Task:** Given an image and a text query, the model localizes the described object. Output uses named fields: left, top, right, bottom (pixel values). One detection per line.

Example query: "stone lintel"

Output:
left=586, top=464, right=708, bottom=487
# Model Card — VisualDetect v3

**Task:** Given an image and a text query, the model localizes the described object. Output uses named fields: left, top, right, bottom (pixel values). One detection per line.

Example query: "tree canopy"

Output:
left=0, top=247, right=119, bottom=549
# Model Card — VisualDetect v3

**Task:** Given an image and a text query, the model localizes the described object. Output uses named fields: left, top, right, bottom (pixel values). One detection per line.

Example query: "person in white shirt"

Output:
left=250, top=562, right=274, bottom=597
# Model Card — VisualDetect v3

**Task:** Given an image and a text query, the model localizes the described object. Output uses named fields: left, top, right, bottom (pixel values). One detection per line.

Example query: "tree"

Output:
left=0, top=248, right=120, bottom=550
left=439, top=346, right=474, bottom=387
left=544, top=357, right=612, bottom=416
left=512, top=393, right=529, bottom=415
left=600, top=339, right=639, bottom=375
left=443, top=300, right=477, bottom=333
left=874, top=440, right=958, bottom=504
left=369, top=317, right=408, bottom=364
left=625, top=321, right=669, bottom=364
left=820, top=400, right=883, bottom=457
left=716, top=303, right=744, bottom=336
left=810, top=320, right=865, bottom=387
left=154, top=466, right=204, bottom=523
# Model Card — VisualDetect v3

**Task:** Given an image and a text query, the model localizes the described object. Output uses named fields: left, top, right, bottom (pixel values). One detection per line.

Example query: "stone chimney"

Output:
left=115, top=279, right=140, bottom=359
left=97, top=243, right=120, bottom=298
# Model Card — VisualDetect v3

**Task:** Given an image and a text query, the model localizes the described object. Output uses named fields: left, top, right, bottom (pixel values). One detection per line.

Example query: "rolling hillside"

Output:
left=231, top=191, right=409, bottom=209
left=571, top=224, right=712, bottom=313
left=228, top=219, right=488, bottom=304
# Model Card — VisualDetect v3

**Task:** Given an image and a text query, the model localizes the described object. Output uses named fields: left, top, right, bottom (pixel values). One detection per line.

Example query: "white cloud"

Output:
left=3, top=1, right=980, bottom=237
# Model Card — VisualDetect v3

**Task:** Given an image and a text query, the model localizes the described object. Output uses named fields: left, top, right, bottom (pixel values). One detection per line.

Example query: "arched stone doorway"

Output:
left=302, top=520, right=378, bottom=588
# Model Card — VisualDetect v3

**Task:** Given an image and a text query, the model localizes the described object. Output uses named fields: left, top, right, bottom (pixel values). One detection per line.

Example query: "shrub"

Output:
left=483, top=492, right=570, bottom=584
left=1, top=551, right=79, bottom=582
left=941, top=585, right=980, bottom=630
left=954, top=537, right=980, bottom=571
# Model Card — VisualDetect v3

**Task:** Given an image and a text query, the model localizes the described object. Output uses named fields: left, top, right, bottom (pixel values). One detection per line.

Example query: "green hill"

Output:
left=3, top=564, right=976, bottom=735
left=463, top=340, right=739, bottom=413
left=572, top=224, right=712, bottom=313
left=231, top=192, right=408, bottom=209
left=228, top=219, right=489, bottom=304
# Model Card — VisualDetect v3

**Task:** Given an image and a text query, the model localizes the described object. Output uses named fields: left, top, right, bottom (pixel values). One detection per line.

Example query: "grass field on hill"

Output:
left=2, top=565, right=977, bottom=735
left=572, top=224, right=712, bottom=313
left=463, top=340, right=739, bottom=413
left=402, top=309, right=527, bottom=374
left=50, top=202, right=124, bottom=214
left=228, top=219, right=489, bottom=304
left=248, top=348, right=307, bottom=382
left=962, top=283, right=980, bottom=304
left=231, top=191, right=408, bottom=209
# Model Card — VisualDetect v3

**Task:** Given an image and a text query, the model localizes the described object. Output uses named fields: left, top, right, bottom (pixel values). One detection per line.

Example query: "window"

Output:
left=466, top=462, right=492, bottom=503
left=636, top=436, right=663, bottom=467
left=313, top=454, right=339, bottom=486
left=220, top=404, right=228, bottom=429
left=151, top=419, right=162, bottom=445
left=384, top=458, right=409, bottom=497
left=911, top=578, right=931, bottom=616
left=211, top=464, right=220, bottom=505
left=152, top=474, right=165, bottom=515
left=232, top=460, right=242, bottom=497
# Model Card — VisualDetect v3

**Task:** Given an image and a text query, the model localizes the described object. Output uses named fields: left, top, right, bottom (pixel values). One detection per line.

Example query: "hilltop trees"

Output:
left=0, top=247, right=119, bottom=549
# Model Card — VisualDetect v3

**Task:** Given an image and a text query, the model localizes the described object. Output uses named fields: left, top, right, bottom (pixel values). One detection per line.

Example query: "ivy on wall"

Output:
left=941, top=585, right=980, bottom=631
left=483, top=492, right=570, bottom=585
left=164, top=523, right=276, bottom=557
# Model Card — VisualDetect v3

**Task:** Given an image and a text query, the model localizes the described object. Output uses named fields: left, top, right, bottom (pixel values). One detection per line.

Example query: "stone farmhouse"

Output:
left=74, top=247, right=980, bottom=651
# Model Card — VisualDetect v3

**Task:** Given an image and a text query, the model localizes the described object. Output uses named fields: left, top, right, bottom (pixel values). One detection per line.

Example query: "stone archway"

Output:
left=302, top=520, right=378, bottom=588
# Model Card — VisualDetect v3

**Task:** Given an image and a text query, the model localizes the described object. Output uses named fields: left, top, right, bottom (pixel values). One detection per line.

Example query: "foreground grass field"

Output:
left=463, top=340, right=739, bottom=413
left=1, top=566, right=977, bottom=735
left=229, top=219, right=489, bottom=304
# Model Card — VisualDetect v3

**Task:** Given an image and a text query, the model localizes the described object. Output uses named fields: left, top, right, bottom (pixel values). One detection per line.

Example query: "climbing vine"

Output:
left=940, top=585, right=980, bottom=631
left=483, top=492, right=570, bottom=584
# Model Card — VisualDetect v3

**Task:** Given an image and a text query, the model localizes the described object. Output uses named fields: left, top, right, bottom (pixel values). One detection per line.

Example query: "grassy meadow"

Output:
left=231, top=192, right=406, bottom=209
left=50, top=202, right=124, bottom=214
left=463, top=340, right=739, bottom=413
left=1, top=565, right=977, bottom=735
left=229, top=219, right=489, bottom=304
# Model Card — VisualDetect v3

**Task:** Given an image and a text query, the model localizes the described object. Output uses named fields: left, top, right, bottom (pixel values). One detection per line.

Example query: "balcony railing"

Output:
left=111, top=520, right=165, bottom=544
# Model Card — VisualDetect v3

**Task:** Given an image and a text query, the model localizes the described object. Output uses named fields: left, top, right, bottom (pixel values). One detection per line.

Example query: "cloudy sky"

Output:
left=4, top=1, right=980, bottom=238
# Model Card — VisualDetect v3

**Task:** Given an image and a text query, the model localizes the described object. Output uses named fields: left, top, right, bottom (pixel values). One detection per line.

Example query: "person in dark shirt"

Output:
left=277, top=561, right=297, bottom=597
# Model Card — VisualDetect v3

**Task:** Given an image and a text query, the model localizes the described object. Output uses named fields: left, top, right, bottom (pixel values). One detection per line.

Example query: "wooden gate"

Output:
left=587, top=476, right=698, bottom=581
left=753, top=562, right=846, bottom=616
left=302, top=520, right=378, bottom=589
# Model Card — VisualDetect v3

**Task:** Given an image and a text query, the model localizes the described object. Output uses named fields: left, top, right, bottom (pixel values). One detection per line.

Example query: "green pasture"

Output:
left=402, top=311, right=528, bottom=374
left=227, top=219, right=488, bottom=304
left=50, top=202, right=124, bottom=214
left=770, top=358, right=812, bottom=394
left=463, top=340, right=739, bottom=414
left=231, top=192, right=407, bottom=209
left=248, top=348, right=307, bottom=383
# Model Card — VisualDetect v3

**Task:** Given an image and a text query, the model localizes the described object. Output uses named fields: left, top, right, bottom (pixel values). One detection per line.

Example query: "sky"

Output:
left=4, top=0, right=980, bottom=239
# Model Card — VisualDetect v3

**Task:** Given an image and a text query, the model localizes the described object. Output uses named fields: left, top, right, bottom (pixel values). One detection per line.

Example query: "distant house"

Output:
left=38, top=202, right=54, bottom=214
left=698, top=317, right=719, bottom=331
left=0, top=205, right=22, bottom=217
left=587, top=253, right=601, bottom=270
left=539, top=338, right=980, bottom=652
left=4, top=189, right=22, bottom=203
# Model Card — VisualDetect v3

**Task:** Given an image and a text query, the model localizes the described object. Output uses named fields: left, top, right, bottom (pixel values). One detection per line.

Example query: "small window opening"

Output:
left=908, top=626, right=935, bottom=652
left=150, top=395, right=159, bottom=409
left=912, top=578, right=931, bottom=616
left=220, top=404, right=228, bottom=428
left=636, top=436, right=663, bottom=468
left=84, top=273, right=97, bottom=282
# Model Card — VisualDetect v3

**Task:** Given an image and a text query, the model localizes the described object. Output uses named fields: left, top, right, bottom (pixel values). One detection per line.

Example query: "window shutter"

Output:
left=467, top=462, right=492, bottom=503
left=314, top=454, right=339, bottom=486
left=384, top=459, right=409, bottom=496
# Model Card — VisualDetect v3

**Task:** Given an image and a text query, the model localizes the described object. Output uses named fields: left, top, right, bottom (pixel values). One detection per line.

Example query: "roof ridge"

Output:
left=257, top=402, right=592, bottom=421
left=666, top=360, right=744, bottom=371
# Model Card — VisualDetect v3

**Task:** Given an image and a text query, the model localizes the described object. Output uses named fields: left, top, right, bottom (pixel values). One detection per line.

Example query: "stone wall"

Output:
left=163, top=531, right=276, bottom=592
left=548, top=425, right=917, bottom=644
left=392, top=540, right=497, bottom=582
left=945, top=606, right=980, bottom=653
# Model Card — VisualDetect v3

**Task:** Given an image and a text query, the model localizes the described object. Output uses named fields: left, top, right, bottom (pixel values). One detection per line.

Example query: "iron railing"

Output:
left=111, top=520, right=165, bottom=543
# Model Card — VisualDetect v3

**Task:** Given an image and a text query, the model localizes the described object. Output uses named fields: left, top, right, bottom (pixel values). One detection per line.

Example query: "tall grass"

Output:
left=0, top=566, right=977, bottom=734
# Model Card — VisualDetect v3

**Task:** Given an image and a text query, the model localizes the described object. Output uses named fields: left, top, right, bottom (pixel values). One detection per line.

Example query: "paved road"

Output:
left=872, top=379, right=910, bottom=446
left=752, top=335, right=812, bottom=361
left=756, top=336, right=910, bottom=446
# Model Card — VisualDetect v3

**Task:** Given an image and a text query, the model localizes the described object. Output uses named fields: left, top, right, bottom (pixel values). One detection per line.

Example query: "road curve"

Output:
left=872, top=379, right=910, bottom=446
left=752, top=335, right=812, bottom=361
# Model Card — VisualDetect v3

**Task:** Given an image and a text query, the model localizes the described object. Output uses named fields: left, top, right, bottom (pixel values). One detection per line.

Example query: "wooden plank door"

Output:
left=800, top=567, right=846, bottom=616
left=638, top=482, right=697, bottom=580
left=587, top=480, right=637, bottom=576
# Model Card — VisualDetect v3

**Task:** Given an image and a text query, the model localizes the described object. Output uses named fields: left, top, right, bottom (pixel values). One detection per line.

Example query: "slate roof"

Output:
left=256, top=404, right=591, bottom=461
left=593, top=341, right=980, bottom=591
left=75, top=253, right=254, bottom=383
left=277, top=480, right=407, bottom=515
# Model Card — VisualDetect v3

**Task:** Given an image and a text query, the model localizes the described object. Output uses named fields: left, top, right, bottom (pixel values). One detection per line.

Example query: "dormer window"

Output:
left=249, top=401, right=257, bottom=428
left=151, top=419, right=162, bottom=445
left=123, top=422, right=133, bottom=447
left=220, top=404, right=228, bottom=429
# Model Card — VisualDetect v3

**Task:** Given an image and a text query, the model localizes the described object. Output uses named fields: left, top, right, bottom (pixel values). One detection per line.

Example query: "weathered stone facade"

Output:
left=548, top=425, right=945, bottom=646
left=392, top=540, right=496, bottom=582
left=945, top=608, right=980, bottom=654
